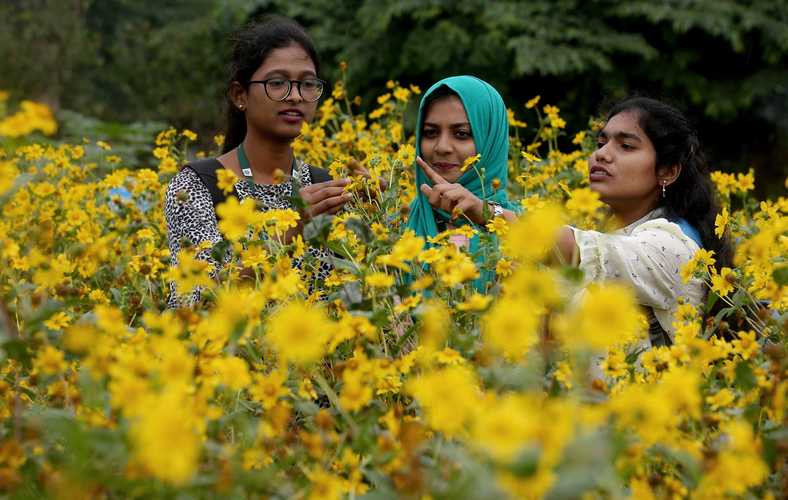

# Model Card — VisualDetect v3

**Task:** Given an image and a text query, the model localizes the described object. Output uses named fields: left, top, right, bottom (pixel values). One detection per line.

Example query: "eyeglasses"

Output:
left=248, top=78, right=325, bottom=102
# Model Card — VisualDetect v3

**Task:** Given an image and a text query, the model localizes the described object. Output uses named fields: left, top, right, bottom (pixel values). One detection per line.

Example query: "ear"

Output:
left=657, top=164, right=682, bottom=188
left=228, top=81, right=247, bottom=111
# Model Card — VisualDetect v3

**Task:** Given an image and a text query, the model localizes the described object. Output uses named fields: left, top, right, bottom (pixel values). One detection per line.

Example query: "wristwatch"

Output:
left=487, top=201, right=504, bottom=220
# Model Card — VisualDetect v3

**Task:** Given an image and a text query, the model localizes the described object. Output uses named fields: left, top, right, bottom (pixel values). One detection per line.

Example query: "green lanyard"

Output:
left=237, top=141, right=297, bottom=185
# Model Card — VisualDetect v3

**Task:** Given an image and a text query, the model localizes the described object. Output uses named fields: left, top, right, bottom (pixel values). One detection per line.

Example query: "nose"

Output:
left=285, top=82, right=304, bottom=104
left=593, top=141, right=613, bottom=163
left=433, top=131, right=452, bottom=155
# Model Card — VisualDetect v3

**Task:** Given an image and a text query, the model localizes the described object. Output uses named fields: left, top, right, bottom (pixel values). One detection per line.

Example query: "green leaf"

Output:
left=734, top=361, right=756, bottom=391
left=772, top=266, right=788, bottom=286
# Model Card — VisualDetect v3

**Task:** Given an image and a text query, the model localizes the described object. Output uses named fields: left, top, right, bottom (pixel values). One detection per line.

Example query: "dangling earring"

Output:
left=662, top=181, right=667, bottom=198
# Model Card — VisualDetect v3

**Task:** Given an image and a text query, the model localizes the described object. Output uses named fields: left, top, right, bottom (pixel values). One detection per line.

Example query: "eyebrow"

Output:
left=597, top=130, right=643, bottom=142
left=423, top=121, right=471, bottom=129
left=263, top=69, right=317, bottom=78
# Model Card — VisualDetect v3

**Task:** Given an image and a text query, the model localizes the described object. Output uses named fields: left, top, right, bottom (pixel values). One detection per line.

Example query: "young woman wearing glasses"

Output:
left=165, top=16, right=348, bottom=306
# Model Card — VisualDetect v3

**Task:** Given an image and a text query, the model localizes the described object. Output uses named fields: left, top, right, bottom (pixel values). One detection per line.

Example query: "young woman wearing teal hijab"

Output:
left=405, top=75, right=518, bottom=288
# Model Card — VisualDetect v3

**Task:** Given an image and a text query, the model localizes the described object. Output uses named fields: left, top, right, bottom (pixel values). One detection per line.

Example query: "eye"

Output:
left=455, top=129, right=472, bottom=139
left=596, top=138, right=607, bottom=148
left=301, top=79, right=321, bottom=90
left=620, top=143, right=634, bottom=150
left=422, top=128, right=438, bottom=138
left=266, top=78, right=287, bottom=89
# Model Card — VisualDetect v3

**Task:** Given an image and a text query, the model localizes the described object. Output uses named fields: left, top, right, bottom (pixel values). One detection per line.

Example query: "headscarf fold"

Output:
left=405, top=75, right=516, bottom=290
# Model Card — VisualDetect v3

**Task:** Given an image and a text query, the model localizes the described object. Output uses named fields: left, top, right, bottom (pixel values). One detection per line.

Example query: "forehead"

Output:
left=603, top=110, right=645, bottom=136
left=254, top=44, right=315, bottom=76
left=423, top=95, right=469, bottom=124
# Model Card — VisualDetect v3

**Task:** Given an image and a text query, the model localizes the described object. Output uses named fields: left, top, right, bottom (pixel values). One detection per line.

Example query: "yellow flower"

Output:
left=706, top=388, right=736, bottom=410
left=339, top=369, right=373, bottom=412
left=34, top=345, right=67, bottom=375
left=460, top=153, right=481, bottom=172
left=249, top=370, right=290, bottom=409
left=525, top=95, right=541, bottom=109
left=180, top=129, right=197, bottom=141
left=216, top=168, right=238, bottom=195
left=565, top=187, right=603, bottom=217
left=456, top=293, right=493, bottom=312
left=365, top=271, right=395, bottom=288
left=521, top=150, right=541, bottom=163
left=507, top=108, right=527, bottom=128
left=216, top=197, right=259, bottom=241
left=557, top=283, right=642, bottom=350
left=483, top=298, right=540, bottom=359
left=711, top=267, right=736, bottom=297
left=715, top=204, right=729, bottom=238
left=735, top=169, right=755, bottom=193
left=44, top=312, right=71, bottom=331
left=130, top=390, right=200, bottom=485
left=681, top=248, right=716, bottom=283
left=503, top=203, right=563, bottom=262
left=164, top=251, right=213, bottom=295
left=485, top=215, right=509, bottom=235
left=406, top=365, right=479, bottom=437
left=211, top=356, right=251, bottom=391
left=265, top=301, right=333, bottom=366
left=731, top=330, right=759, bottom=360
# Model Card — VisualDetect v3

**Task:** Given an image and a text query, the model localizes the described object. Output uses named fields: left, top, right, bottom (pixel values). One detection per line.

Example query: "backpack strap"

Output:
left=670, top=217, right=703, bottom=248
left=308, top=165, right=332, bottom=184
left=182, top=158, right=235, bottom=208
left=184, top=159, right=332, bottom=207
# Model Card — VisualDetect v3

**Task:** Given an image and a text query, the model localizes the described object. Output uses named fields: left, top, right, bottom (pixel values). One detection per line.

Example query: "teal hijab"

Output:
left=405, top=75, right=516, bottom=289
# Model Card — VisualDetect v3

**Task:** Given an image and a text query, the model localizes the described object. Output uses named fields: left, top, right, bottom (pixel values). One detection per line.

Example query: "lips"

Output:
left=278, top=108, right=304, bottom=123
left=431, top=162, right=459, bottom=172
left=589, top=164, right=612, bottom=181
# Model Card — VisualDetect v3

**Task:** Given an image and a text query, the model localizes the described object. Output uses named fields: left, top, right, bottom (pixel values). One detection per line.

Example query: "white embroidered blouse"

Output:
left=569, top=209, right=705, bottom=338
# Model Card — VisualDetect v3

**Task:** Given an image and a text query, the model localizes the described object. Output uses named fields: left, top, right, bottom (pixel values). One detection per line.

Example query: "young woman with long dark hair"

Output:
left=556, top=97, right=732, bottom=346
left=165, top=16, right=349, bottom=306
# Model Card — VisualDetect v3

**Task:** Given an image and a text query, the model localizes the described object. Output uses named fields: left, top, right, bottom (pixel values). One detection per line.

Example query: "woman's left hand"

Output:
left=417, top=156, right=485, bottom=225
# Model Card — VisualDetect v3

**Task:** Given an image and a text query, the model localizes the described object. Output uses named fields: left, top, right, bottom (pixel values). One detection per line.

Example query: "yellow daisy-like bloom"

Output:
left=711, top=267, right=736, bottom=297
left=715, top=205, right=729, bottom=238
left=265, top=301, right=333, bottom=366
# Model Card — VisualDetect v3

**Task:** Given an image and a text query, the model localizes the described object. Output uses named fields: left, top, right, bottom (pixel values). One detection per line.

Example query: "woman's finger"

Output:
left=416, top=156, right=448, bottom=185
left=302, top=178, right=350, bottom=194
left=311, top=193, right=351, bottom=216
left=303, top=185, right=347, bottom=203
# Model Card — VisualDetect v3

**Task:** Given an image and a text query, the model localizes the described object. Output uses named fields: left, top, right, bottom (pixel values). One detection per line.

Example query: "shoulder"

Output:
left=166, top=166, right=204, bottom=197
left=300, top=160, right=331, bottom=185
left=631, top=218, right=701, bottom=257
left=164, top=165, right=215, bottom=218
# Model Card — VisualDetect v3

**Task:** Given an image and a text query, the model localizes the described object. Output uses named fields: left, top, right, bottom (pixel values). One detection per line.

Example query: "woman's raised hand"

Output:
left=417, top=156, right=485, bottom=225
left=299, top=178, right=352, bottom=220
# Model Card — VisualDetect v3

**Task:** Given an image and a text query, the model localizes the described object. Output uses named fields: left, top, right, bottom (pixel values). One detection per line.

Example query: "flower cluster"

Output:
left=0, top=83, right=785, bottom=498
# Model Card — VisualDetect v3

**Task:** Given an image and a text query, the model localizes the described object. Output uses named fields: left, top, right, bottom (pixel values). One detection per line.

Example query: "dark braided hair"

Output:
left=606, top=97, right=733, bottom=269
left=222, top=15, right=320, bottom=153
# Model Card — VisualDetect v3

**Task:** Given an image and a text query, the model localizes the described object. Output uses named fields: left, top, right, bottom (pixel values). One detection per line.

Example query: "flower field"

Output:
left=0, top=77, right=786, bottom=499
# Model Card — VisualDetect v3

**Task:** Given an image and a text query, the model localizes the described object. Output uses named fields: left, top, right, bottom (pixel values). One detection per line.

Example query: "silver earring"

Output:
left=662, top=181, right=666, bottom=198
left=238, top=104, right=245, bottom=111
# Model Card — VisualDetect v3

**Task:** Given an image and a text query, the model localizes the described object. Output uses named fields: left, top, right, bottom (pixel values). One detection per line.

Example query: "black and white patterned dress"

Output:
left=164, top=160, right=333, bottom=307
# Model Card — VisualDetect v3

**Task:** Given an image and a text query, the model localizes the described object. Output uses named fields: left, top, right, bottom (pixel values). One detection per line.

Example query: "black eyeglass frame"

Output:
left=248, top=78, right=326, bottom=102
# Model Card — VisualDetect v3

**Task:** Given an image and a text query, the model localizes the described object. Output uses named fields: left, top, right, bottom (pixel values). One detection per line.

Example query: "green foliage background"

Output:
left=1, top=0, right=786, bottom=195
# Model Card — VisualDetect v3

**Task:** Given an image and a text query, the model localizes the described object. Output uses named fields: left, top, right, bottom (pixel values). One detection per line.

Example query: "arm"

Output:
left=164, top=168, right=224, bottom=306
left=555, top=226, right=578, bottom=264
left=568, top=222, right=700, bottom=310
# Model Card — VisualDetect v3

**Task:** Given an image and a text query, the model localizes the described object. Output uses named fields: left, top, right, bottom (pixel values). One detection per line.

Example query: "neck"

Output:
left=242, top=130, right=294, bottom=177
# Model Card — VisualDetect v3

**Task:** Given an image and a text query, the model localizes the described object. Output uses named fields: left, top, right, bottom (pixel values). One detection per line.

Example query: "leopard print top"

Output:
left=164, top=160, right=333, bottom=307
